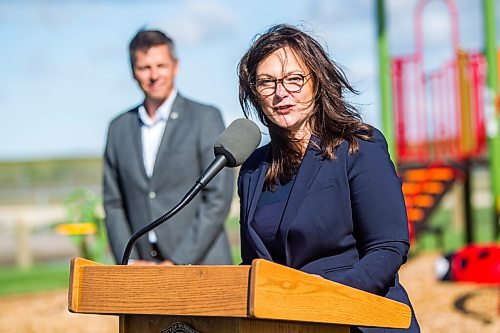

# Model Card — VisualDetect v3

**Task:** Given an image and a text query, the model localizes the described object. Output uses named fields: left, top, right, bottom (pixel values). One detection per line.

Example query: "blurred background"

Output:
left=0, top=0, right=498, bottom=332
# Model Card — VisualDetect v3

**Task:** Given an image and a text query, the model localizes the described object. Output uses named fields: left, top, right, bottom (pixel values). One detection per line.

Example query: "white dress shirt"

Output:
left=138, top=89, right=177, bottom=177
left=138, top=89, right=177, bottom=244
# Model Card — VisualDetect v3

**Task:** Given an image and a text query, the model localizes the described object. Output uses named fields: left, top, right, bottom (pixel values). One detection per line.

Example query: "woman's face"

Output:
left=255, top=46, right=315, bottom=136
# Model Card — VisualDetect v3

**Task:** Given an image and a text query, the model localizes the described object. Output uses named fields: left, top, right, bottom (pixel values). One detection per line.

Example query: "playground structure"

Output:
left=379, top=0, right=500, bottom=244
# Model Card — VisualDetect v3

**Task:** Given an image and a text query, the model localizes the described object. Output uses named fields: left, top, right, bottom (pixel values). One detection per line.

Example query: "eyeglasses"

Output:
left=255, top=73, right=312, bottom=97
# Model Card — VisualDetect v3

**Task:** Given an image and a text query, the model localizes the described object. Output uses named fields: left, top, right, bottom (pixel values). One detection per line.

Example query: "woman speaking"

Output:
left=237, top=24, right=420, bottom=333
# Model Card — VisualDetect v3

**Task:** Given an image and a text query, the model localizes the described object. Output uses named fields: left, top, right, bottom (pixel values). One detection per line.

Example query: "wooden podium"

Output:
left=69, top=257, right=411, bottom=333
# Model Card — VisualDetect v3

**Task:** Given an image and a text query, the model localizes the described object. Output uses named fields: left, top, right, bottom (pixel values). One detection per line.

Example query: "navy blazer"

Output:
left=238, top=129, right=420, bottom=332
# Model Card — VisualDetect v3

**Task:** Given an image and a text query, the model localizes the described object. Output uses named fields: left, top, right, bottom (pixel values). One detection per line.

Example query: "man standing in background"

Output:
left=103, top=29, right=233, bottom=265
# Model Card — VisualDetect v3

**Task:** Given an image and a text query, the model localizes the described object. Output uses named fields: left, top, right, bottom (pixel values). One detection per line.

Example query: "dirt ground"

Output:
left=0, top=253, right=497, bottom=333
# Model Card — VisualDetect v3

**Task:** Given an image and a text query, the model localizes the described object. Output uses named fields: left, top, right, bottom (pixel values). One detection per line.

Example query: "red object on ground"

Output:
left=450, top=244, right=500, bottom=284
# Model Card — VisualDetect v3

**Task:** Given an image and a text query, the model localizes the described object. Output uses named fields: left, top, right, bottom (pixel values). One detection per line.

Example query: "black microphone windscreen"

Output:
left=214, top=118, right=261, bottom=167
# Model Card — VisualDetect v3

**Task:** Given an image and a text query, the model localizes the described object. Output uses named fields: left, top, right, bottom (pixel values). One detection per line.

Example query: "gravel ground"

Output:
left=0, top=253, right=498, bottom=333
left=398, top=253, right=499, bottom=333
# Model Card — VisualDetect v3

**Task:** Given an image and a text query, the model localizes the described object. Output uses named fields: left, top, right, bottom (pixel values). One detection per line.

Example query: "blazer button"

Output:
left=149, top=191, right=156, bottom=199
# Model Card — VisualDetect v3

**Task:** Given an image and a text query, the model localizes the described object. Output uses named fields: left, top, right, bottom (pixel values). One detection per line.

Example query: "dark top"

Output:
left=237, top=128, right=420, bottom=332
left=252, top=177, right=295, bottom=264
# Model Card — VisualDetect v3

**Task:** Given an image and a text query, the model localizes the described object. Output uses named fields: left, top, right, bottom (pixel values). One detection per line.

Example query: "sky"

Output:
left=0, top=0, right=498, bottom=160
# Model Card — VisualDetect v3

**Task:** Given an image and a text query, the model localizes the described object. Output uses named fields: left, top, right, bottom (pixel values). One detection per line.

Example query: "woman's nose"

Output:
left=274, top=81, right=289, bottom=98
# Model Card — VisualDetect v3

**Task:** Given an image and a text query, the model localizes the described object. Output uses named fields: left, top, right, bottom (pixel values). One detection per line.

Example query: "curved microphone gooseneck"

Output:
left=120, top=118, right=261, bottom=265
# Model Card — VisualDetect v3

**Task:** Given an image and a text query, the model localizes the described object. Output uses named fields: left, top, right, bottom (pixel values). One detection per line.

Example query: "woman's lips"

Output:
left=273, top=105, right=293, bottom=115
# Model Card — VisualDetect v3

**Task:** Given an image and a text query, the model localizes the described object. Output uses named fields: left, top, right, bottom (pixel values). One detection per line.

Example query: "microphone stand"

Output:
left=120, top=155, right=227, bottom=265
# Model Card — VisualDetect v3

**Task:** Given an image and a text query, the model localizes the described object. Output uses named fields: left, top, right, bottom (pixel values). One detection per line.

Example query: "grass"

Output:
left=0, top=262, right=70, bottom=296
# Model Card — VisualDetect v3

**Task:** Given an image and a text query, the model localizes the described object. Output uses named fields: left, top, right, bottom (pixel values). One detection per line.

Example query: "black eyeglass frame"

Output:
left=253, top=73, right=312, bottom=97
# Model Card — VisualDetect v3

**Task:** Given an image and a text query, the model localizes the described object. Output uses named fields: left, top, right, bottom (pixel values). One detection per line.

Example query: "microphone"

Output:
left=120, top=118, right=261, bottom=265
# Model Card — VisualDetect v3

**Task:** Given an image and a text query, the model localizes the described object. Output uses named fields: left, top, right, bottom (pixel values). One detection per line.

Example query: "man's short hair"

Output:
left=129, top=29, right=177, bottom=67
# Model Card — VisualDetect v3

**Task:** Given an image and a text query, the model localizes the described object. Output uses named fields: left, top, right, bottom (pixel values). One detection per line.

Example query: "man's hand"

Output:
left=128, top=259, right=157, bottom=266
left=127, top=259, right=175, bottom=266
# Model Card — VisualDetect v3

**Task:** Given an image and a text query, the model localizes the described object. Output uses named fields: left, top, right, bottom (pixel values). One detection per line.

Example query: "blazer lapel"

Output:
left=281, top=147, right=323, bottom=265
left=131, top=108, right=149, bottom=181
left=244, top=161, right=272, bottom=260
left=246, top=163, right=268, bottom=222
left=151, top=95, right=185, bottom=180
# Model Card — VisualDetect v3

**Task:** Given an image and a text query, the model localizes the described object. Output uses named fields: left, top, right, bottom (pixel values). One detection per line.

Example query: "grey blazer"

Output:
left=103, top=93, right=234, bottom=265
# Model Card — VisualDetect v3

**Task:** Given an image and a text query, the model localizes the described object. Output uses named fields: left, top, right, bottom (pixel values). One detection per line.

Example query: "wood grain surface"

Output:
left=249, top=259, right=411, bottom=328
left=69, top=258, right=251, bottom=317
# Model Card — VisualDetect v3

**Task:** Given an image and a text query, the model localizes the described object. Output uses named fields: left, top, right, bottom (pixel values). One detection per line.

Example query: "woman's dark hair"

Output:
left=238, top=24, right=373, bottom=188
left=129, top=29, right=177, bottom=68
